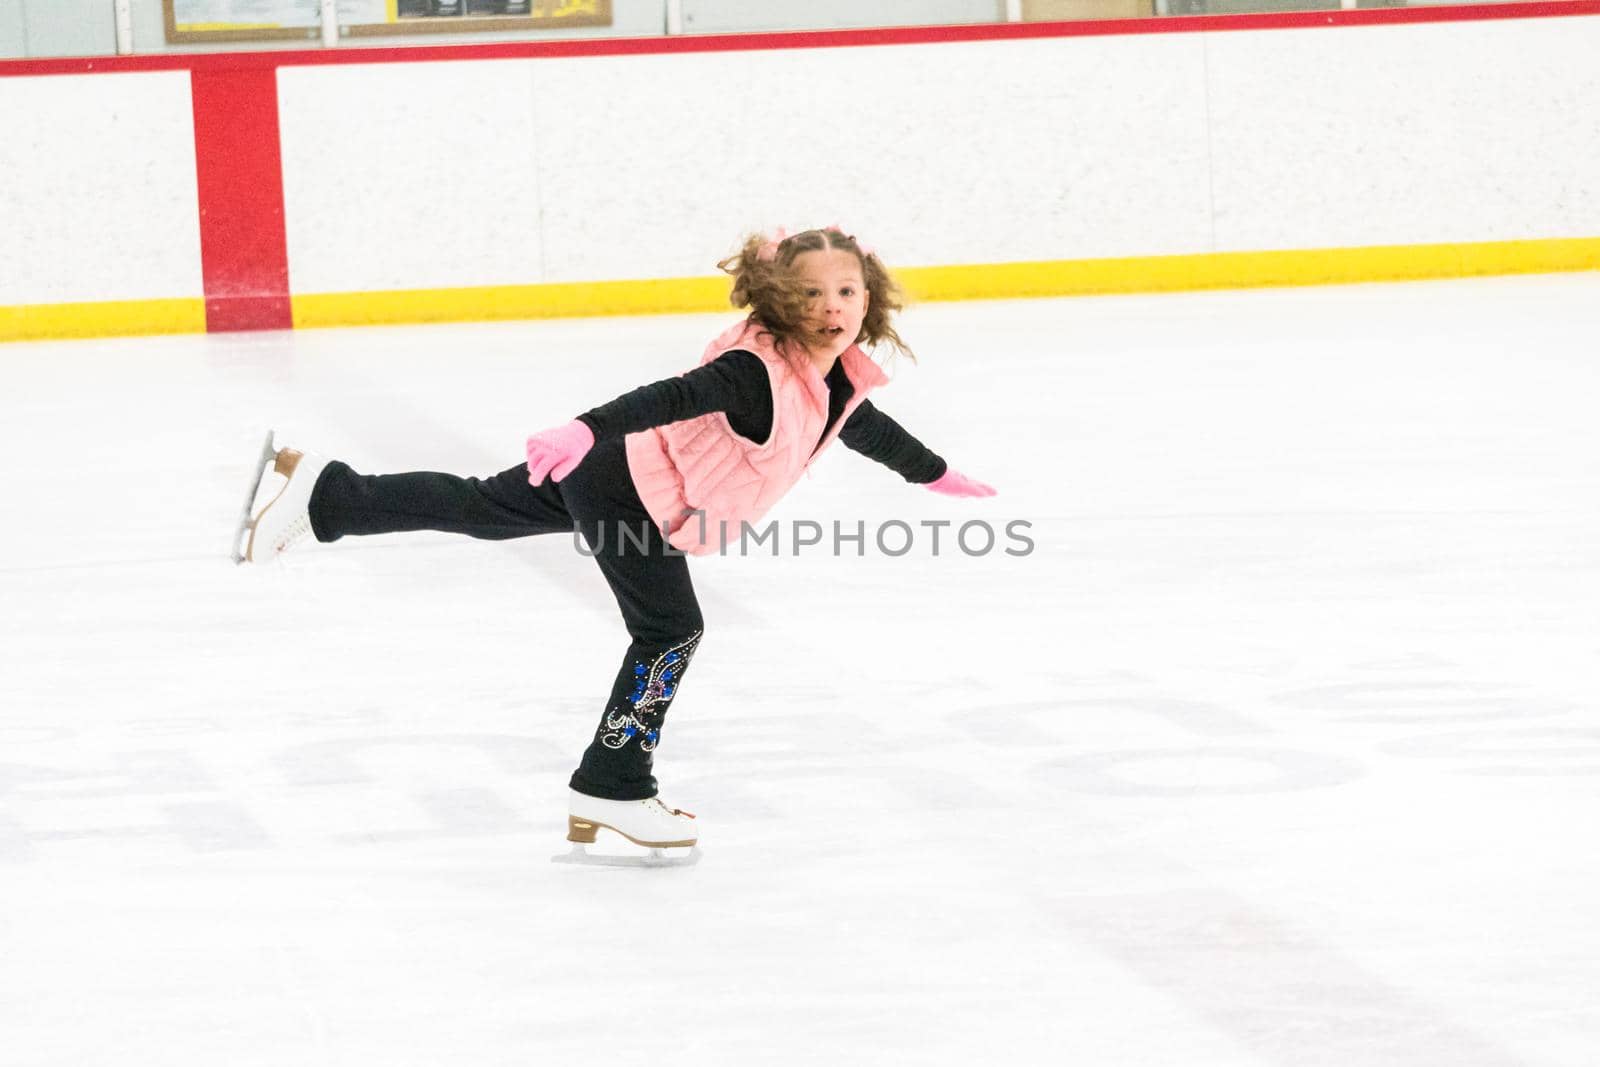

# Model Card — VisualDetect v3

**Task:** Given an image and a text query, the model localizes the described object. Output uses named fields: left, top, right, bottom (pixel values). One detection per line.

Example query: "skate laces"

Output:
left=273, top=515, right=312, bottom=554
left=262, top=458, right=322, bottom=556
left=646, top=798, right=694, bottom=819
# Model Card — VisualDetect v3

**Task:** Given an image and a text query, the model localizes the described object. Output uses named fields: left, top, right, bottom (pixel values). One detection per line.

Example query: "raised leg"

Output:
left=309, top=460, right=574, bottom=542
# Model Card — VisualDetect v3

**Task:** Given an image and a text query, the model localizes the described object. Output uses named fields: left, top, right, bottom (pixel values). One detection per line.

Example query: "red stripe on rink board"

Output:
left=1, top=2, right=1599, bottom=77
left=190, top=68, right=292, bottom=333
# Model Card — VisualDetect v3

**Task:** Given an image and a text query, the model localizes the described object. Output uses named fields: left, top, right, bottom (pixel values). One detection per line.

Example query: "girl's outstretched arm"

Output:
left=837, top=400, right=944, bottom=482
left=838, top=401, right=995, bottom=496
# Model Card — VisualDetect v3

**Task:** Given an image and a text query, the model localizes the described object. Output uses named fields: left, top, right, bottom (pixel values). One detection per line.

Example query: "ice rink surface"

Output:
left=2, top=274, right=1598, bottom=1066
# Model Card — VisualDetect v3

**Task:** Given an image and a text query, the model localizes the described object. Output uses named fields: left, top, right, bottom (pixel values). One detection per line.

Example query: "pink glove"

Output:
left=526, top=419, right=596, bottom=484
left=926, top=468, right=997, bottom=498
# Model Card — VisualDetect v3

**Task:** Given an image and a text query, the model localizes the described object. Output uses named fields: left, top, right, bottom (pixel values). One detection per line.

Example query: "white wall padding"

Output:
left=11, top=14, right=1600, bottom=312
left=276, top=35, right=1212, bottom=292
left=0, top=71, right=201, bottom=305
left=526, top=37, right=1213, bottom=282
left=1205, top=18, right=1600, bottom=251
left=276, top=59, right=545, bottom=295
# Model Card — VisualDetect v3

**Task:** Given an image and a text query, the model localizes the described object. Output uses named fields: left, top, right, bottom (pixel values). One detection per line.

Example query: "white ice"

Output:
left=2, top=274, right=1598, bottom=1066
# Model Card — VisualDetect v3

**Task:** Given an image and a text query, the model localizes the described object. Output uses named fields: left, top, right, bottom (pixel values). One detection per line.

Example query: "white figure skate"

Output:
left=231, top=431, right=331, bottom=564
left=551, top=790, right=701, bottom=868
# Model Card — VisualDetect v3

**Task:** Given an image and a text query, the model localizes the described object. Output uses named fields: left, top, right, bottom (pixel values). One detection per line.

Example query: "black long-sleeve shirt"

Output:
left=575, top=350, right=947, bottom=484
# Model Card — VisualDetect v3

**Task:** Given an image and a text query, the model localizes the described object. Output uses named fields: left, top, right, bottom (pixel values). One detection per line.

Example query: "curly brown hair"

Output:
left=717, top=227, right=913, bottom=363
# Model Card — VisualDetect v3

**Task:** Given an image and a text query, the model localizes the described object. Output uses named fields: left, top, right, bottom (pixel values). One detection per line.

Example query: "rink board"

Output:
left=2, top=3, right=1599, bottom=340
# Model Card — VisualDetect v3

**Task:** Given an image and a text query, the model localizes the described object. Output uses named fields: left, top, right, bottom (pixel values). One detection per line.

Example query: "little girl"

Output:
left=237, top=226, right=995, bottom=864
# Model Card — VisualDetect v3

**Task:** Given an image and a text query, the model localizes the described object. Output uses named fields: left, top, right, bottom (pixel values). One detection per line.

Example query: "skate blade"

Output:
left=231, top=430, right=278, bottom=564
left=550, top=843, right=701, bottom=869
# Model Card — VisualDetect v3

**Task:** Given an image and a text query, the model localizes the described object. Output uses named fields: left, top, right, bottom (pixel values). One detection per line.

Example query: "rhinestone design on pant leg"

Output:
left=601, top=631, right=702, bottom=752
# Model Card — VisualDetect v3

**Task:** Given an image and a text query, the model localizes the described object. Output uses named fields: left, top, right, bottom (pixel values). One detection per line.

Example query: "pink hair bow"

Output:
left=756, top=226, right=789, bottom=262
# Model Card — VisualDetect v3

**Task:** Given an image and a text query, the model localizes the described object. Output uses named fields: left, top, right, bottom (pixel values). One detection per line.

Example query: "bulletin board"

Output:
left=165, top=1, right=612, bottom=44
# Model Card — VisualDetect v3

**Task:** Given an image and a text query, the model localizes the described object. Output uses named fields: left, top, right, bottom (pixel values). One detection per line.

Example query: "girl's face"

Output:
left=792, top=247, right=869, bottom=363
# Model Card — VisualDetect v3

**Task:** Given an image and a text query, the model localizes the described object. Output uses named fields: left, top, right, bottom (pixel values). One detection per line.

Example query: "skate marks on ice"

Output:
left=273, top=732, right=571, bottom=787
left=1272, top=681, right=1600, bottom=779
left=1050, top=888, right=1524, bottom=1067
left=1036, top=746, right=1363, bottom=797
left=0, top=749, right=272, bottom=863
left=942, top=692, right=1273, bottom=747
left=675, top=760, right=1009, bottom=825
left=938, top=689, right=1364, bottom=799
left=936, top=669, right=1600, bottom=799
left=1273, top=679, right=1573, bottom=724
left=0, top=703, right=1011, bottom=866
left=4, top=669, right=1589, bottom=866
left=268, top=730, right=575, bottom=848
left=0, top=798, right=273, bottom=864
left=0, top=731, right=577, bottom=864
left=681, top=699, right=1012, bottom=819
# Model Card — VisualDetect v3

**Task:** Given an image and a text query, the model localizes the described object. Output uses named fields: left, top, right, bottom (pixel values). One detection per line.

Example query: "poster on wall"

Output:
left=165, top=0, right=611, bottom=42
left=395, top=2, right=537, bottom=15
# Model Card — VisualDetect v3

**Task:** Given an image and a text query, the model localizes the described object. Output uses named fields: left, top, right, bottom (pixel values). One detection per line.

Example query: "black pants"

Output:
left=307, top=439, right=702, bottom=801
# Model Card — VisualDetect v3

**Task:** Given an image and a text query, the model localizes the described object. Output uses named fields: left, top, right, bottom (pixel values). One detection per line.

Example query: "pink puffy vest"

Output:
left=625, top=318, right=889, bottom=556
